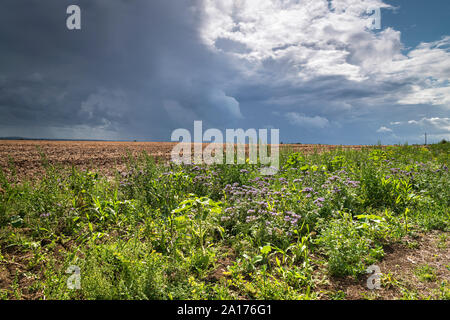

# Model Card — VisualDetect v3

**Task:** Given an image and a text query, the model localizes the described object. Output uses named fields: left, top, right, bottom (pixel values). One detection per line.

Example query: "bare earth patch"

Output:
left=316, top=231, right=450, bottom=300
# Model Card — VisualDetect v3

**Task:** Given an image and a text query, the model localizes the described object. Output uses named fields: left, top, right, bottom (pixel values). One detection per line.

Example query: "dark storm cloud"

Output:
left=0, top=0, right=241, bottom=140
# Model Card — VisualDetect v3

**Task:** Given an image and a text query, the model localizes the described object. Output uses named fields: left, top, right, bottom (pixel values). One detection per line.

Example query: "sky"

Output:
left=0, top=0, right=449, bottom=144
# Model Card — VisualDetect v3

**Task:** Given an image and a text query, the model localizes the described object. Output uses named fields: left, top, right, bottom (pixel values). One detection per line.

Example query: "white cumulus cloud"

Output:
left=200, top=0, right=450, bottom=109
left=286, top=112, right=329, bottom=128
left=377, top=126, right=393, bottom=133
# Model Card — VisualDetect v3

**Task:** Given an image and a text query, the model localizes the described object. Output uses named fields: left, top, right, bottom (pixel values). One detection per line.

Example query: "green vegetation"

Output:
left=415, top=265, right=438, bottom=283
left=0, top=143, right=448, bottom=299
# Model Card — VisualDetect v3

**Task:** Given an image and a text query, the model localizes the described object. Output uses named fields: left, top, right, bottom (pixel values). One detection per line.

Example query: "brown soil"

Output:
left=0, top=140, right=371, bottom=181
left=207, top=248, right=236, bottom=283
left=316, top=231, right=450, bottom=300
left=0, top=244, right=44, bottom=300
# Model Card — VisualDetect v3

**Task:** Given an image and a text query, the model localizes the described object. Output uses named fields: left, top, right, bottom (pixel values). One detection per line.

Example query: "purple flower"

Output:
left=278, top=177, right=287, bottom=184
left=313, top=198, right=325, bottom=207
left=332, top=186, right=341, bottom=193
left=346, top=180, right=360, bottom=188
left=302, top=187, right=314, bottom=193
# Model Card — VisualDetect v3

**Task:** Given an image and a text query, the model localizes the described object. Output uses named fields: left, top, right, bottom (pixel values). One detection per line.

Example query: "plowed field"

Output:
left=0, top=140, right=369, bottom=180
